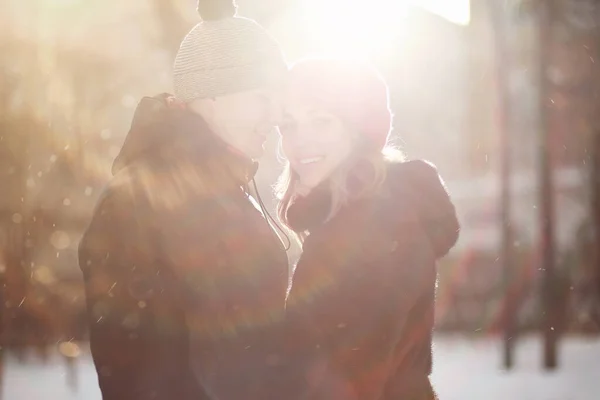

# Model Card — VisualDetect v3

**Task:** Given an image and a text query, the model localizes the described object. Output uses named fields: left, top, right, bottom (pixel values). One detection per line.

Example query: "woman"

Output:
left=276, top=58, right=460, bottom=400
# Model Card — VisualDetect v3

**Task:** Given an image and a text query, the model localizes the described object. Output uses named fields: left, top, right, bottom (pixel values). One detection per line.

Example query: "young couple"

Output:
left=79, top=2, right=459, bottom=400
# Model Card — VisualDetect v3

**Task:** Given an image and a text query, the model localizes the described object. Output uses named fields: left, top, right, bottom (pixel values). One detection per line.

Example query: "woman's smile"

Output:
left=298, top=156, right=325, bottom=165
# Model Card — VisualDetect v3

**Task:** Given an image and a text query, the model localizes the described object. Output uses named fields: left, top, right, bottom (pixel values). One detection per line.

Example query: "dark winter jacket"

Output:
left=281, top=160, right=459, bottom=400
left=78, top=95, right=289, bottom=400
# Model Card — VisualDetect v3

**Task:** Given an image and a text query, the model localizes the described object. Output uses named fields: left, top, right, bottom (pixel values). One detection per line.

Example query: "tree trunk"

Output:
left=152, top=0, right=191, bottom=60
left=538, top=0, right=559, bottom=369
left=486, top=0, right=516, bottom=369
left=593, top=15, right=600, bottom=328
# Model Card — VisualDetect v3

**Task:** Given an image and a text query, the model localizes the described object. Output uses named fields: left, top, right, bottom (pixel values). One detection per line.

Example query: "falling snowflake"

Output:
left=100, top=129, right=112, bottom=140
left=121, top=95, right=136, bottom=108
left=50, top=230, right=71, bottom=250
left=58, top=342, right=81, bottom=359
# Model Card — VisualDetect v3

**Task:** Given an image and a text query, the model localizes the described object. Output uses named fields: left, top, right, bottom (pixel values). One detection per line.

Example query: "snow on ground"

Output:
left=2, top=335, right=599, bottom=400
left=431, top=336, right=600, bottom=400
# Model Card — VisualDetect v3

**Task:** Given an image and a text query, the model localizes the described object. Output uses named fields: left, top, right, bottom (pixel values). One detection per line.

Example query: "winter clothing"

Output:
left=174, top=3, right=287, bottom=102
left=79, top=94, right=289, bottom=400
left=287, top=58, right=392, bottom=150
left=281, top=160, right=459, bottom=400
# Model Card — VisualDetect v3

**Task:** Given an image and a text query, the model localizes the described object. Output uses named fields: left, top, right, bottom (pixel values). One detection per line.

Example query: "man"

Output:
left=78, top=2, right=289, bottom=399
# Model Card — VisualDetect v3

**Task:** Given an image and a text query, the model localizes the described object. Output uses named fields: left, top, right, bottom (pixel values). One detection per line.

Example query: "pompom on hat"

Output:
left=173, top=1, right=287, bottom=102
left=287, top=57, right=392, bottom=150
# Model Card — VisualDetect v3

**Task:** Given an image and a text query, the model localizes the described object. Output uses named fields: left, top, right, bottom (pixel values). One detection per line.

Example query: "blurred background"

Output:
left=1, top=0, right=599, bottom=398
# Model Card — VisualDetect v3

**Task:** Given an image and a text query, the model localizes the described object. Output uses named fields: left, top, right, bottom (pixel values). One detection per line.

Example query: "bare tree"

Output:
left=152, top=0, right=192, bottom=60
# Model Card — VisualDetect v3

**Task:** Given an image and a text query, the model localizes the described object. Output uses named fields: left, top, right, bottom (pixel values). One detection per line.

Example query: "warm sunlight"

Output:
left=273, top=0, right=470, bottom=60
left=415, top=0, right=471, bottom=25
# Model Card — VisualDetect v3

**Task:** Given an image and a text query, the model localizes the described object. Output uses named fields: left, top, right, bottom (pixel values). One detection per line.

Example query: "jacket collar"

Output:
left=112, top=94, right=258, bottom=186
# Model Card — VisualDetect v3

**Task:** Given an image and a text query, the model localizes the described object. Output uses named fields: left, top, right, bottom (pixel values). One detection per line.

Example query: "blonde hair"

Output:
left=275, top=141, right=404, bottom=245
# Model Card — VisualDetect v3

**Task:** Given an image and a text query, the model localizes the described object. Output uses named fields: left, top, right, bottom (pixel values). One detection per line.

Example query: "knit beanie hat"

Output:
left=287, top=58, right=392, bottom=150
left=173, top=1, right=287, bottom=102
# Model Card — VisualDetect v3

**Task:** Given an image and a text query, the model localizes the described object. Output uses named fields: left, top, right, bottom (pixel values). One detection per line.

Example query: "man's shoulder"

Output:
left=101, top=164, right=246, bottom=232
left=91, top=168, right=139, bottom=219
left=117, top=161, right=242, bottom=213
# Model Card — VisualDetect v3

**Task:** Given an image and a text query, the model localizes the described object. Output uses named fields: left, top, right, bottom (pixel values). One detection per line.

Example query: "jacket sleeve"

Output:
left=398, top=160, right=459, bottom=258
left=283, top=206, right=436, bottom=400
left=79, top=185, right=209, bottom=400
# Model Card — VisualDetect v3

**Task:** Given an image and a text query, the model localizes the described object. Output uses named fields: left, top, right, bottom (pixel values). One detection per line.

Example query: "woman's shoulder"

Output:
left=384, top=159, right=441, bottom=184
left=383, top=159, right=459, bottom=258
left=382, top=159, right=449, bottom=201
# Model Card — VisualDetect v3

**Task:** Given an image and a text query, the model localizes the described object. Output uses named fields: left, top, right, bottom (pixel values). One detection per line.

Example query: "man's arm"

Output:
left=79, top=184, right=210, bottom=400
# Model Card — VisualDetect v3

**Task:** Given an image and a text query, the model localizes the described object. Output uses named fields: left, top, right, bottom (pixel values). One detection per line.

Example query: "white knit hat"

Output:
left=173, top=1, right=287, bottom=102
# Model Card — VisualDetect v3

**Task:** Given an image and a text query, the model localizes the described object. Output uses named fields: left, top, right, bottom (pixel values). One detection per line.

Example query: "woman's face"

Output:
left=279, top=98, right=355, bottom=192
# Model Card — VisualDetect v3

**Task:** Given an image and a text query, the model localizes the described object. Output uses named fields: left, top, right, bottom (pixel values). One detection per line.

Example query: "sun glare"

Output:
left=276, top=0, right=470, bottom=60
left=300, top=0, right=410, bottom=59
left=414, top=0, right=471, bottom=25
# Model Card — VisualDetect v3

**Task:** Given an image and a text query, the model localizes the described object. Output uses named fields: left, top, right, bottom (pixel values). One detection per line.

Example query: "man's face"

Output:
left=190, top=88, right=283, bottom=160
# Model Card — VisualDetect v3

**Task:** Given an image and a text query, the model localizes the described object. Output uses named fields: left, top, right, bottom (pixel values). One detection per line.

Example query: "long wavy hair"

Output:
left=275, top=136, right=404, bottom=245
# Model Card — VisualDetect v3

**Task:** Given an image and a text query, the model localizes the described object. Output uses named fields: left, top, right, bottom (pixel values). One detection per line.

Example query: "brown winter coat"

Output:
left=281, top=160, right=459, bottom=400
left=78, top=95, right=289, bottom=400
